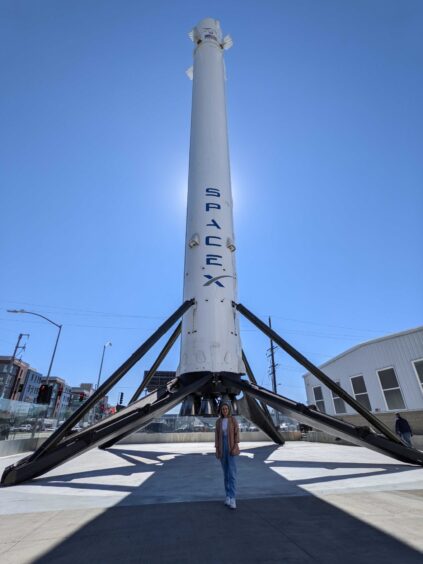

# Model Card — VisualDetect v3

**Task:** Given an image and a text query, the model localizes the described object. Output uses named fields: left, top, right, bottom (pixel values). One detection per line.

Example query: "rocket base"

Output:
left=2, top=301, right=423, bottom=487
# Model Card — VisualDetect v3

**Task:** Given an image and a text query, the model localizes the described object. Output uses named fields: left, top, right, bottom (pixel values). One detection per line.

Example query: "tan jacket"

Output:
left=215, top=416, right=240, bottom=459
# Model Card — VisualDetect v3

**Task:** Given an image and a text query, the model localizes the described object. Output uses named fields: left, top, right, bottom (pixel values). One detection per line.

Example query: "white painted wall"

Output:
left=303, top=327, right=423, bottom=415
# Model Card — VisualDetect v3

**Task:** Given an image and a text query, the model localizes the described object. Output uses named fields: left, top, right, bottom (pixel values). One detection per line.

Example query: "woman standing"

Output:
left=215, top=401, right=240, bottom=509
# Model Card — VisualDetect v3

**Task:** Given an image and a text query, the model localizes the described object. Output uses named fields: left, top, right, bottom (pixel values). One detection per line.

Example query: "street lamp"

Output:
left=7, top=309, right=62, bottom=386
left=96, top=341, right=112, bottom=390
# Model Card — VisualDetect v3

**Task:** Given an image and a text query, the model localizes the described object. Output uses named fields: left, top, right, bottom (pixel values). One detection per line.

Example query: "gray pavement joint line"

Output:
left=2, top=510, right=61, bottom=550
left=0, top=539, right=23, bottom=558
left=243, top=499, right=319, bottom=562
left=0, top=512, right=58, bottom=558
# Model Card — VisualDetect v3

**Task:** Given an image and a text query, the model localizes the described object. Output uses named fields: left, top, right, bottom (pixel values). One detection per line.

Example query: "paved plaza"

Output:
left=0, top=441, right=422, bottom=563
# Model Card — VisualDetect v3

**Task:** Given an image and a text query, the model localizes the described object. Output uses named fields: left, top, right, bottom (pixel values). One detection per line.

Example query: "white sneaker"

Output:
left=229, top=498, right=236, bottom=510
left=224, top=496, right=231, bottom=506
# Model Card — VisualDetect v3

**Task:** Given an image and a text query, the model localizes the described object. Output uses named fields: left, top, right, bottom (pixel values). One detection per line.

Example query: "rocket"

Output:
left=177, top=18, right=245, bottom=383
left=2, top=17, right=420, bottom=489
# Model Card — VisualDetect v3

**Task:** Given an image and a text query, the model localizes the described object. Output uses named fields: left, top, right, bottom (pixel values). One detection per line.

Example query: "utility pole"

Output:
left=268, top=317, right=277, bottom=394
left=267, top=317, right=279, bottom=425
left=7, top=310, right=62, bottom=387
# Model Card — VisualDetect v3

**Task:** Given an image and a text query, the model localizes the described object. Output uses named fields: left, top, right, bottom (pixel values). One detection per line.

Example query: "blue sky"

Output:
left=1, top=0, right=422, bottom=406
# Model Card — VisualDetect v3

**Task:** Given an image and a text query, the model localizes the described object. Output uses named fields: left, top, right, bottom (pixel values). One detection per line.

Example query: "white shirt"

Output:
left=222, top=418, right=228, bottom=435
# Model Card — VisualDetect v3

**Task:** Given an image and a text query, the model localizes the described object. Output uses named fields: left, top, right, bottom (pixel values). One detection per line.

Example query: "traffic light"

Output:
left=36, top=385, right=46, bottom=404
left=79, top=393, right=85, bottom=402
left=119, top=392, right=124, bottom=404
left=36, top=385, right=53, bottom=404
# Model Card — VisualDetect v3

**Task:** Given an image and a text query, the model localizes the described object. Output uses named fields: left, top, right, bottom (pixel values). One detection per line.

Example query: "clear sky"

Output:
left=1, top=0, right=422, bottom=406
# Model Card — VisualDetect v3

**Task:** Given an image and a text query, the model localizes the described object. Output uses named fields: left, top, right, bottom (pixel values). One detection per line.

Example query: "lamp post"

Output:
left=96, top=341, right=112, bottom=390
left=94, top=341, right=112, bottom=423
left=7, top=310, right=62, bottom=387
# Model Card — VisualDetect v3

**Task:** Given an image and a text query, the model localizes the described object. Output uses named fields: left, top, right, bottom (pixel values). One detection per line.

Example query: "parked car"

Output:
left=192, top=424, right=207, bottom=432
left=175, top=425, right=190, bottom=432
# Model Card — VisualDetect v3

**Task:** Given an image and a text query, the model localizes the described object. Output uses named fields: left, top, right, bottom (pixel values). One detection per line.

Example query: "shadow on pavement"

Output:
left=31, top=444, right=421, bottom=564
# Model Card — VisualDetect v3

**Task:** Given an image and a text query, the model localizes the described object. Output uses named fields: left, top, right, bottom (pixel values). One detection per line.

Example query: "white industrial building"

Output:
left=303, top=327, right=423, bottom=432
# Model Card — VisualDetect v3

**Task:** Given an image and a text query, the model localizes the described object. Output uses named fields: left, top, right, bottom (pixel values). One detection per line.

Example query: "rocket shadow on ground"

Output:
left=30, top=444, right=414, bottom=497
left=30, top=444, right=423, bottom=564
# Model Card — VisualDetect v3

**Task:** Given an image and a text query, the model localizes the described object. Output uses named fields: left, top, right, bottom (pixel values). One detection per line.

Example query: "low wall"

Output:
left=334, top=410, right=423, bottom=434
left=119, top=430, right=302, bottom=444
left=0, top=431, right=300, bottom=457
left=1, top=431, right=420, bottom=457
left=303, top=431, right=354, bottom=446
left=304, top=430, right=423, bottom=450
left=0, top=431, right=341, bottom=457
left=0, top=436, right=47, bottom=458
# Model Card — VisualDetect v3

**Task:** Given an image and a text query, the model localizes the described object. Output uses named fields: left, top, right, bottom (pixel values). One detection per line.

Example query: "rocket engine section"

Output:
left=177, top=18, right=244, bottom=379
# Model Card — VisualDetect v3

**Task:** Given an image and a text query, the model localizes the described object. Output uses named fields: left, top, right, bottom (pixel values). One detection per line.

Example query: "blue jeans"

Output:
left=400, top=432, right=412, bottom=448
left=221, top=434, right=237, bottom=498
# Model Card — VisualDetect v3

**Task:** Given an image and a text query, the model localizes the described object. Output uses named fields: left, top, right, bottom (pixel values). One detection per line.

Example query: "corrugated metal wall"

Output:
left=303, top=328, right=423, bottom=415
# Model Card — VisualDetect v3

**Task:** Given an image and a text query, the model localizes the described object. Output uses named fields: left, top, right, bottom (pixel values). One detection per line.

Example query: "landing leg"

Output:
left=100, top=322, right=182, bottom=450
left=222, top=376, right=423, bottom=466
left=1, top=374, right=211, bottom=486
left=240, top=351, right=284, bottom=444
left=236, top=302, right=401, bottom=444
left=237, top=394, right=284, bottom=444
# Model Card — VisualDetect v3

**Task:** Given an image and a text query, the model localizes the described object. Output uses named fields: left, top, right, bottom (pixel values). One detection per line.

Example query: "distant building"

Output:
left=40, top=377, right=71, bottom=418
left=303, top=326, right=423, bottom=433
left=144, top=371, right=176, bottom=393
left=69, top=384, right=92, bottom=409
left=20, top=368, right=43, bottom=403
left=0, top=357, right=30, bottom=400
left=66, top=383, right=109, bottom=423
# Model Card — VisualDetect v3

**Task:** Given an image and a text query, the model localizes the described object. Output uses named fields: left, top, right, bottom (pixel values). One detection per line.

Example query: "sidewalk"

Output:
left=0, top=442, right=422, bottom=563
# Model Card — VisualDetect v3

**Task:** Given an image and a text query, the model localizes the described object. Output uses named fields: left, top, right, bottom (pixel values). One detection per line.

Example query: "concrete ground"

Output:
left=0, top=441, right=422, bottom=563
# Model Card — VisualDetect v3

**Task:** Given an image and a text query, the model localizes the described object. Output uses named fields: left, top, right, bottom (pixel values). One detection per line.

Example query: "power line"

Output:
left=0, top=300, right=165, bottom=320
left=1, top=299, right=394, bottom=334
left=263, top=314, right=389, bottom=334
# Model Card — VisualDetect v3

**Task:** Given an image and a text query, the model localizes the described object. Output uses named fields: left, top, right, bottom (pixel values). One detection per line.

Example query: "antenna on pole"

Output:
left=267, top=317, right=278, bottom=394
left=267, top=317, right=279, bottom=425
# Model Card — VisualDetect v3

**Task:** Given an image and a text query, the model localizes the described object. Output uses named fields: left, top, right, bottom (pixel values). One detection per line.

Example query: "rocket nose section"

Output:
left=191, top=17, right=223, bottom=44
left=197, top=17, right=220, bottom=28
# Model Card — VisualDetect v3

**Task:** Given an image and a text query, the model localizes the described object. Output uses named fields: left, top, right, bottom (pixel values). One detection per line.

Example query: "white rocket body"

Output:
left=177, top=18, right=244, bottom=378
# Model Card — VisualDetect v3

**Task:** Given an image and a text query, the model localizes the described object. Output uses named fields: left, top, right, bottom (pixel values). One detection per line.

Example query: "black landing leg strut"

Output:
left=232, top=303, right=423, bottom=467
left=1, top=301, right=195, bottom=487
left=238, top=351, right=284, bottom=445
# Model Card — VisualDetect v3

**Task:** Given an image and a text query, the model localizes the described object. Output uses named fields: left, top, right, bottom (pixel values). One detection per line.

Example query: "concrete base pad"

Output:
left=1, top=442, right=422, bottom=563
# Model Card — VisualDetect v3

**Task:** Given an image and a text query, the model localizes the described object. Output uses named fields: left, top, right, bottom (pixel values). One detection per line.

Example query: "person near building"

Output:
left=395, top=413, right=413, bottom=447
left=215, top=401, right=240, bottom=510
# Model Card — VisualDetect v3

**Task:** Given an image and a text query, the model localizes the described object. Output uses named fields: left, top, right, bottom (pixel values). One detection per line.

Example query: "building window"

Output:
left=350, top=375, right=372, bottom=411
left=377, top=368, right=405, bottom=411
left=331, top=382, right=346, bottom=414
left=377, top=367, right=405, bottom=410
left=413, top=359, right=423, bottom=392
left=313, top=386, right=326, bottom=413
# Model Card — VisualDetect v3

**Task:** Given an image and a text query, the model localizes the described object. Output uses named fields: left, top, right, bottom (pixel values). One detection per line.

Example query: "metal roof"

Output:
left=302, top=325, right=423, bottom=378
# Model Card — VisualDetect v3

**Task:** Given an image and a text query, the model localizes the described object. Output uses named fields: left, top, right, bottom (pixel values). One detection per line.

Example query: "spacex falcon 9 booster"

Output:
left=177, top=18, right=245, bottom=380
left=2, top=16, right=421, bottom=489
